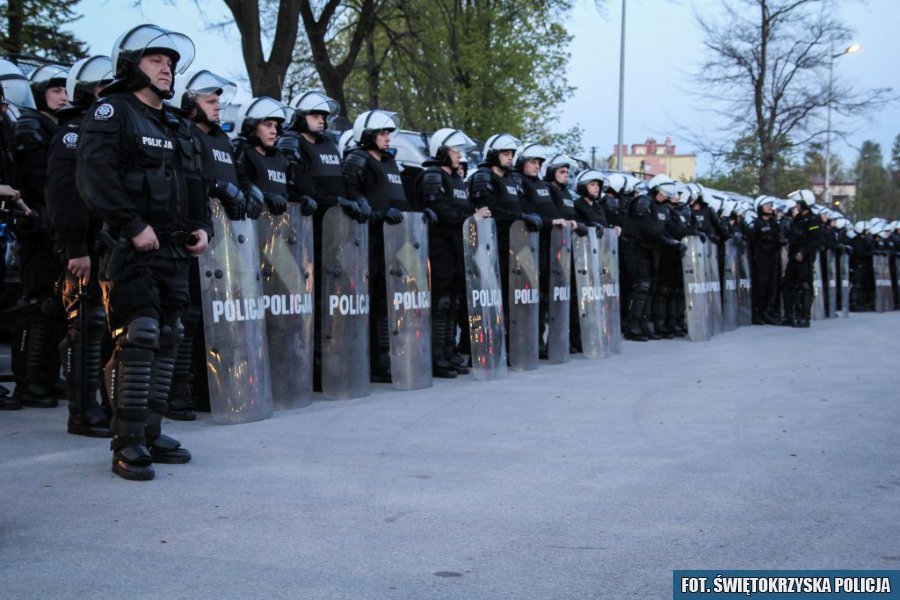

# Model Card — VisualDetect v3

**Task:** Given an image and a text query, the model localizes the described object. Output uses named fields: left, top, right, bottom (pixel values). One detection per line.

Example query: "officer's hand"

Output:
left=678, top=242, right=688, bottom=257
left=423, top=208, right=437, bottom=225
left=67, top=255, right=91, bottom=285
left=337, top=196, right=361, bottom=219
left=186, top=229, right=209, bottom=256
left=132, top=225, right=159, bottom=252
left=795, top=252, right=804, bottom=262
left=474, top=207, right=491, bottom=220
left=300, top=195, right=318, bottom=217
left=16, top=198, right=32, bottom=217
left=356, top=197, right=373, bottom=223
left=213, top=180, right=247, bottom=220
left=615, top=225, right=622, bottom=237
left=245, top=186, right=265, bottom=219
left=552, top=218, right=567, bottom=227
left=523, top=213, right=543, bottom=232
left=0, top=184, right=20, bottom=201
left=698, top=234, right=707, bottom=243
left=574, top=223, right=589, bottom=237
left=384, top=207, right=405, bottom=225
left=264, top=193, right=288, bottom=216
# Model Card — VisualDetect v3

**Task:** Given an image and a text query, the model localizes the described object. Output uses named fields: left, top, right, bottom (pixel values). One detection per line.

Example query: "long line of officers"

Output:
left=1, top=24, right=897, bottom=481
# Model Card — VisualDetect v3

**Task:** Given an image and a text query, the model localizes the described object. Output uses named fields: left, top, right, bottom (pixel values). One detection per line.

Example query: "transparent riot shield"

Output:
left=547, top=225, right=572, bottom=364
left=463, top=217, right=507, bottom=381
left=507, top=220, right=539, bottom=371
left=840, top=252, right=850, bottom=318
left=721, top=240, right=739, bottom=332
left=198, top=203, right=273, bottom=424
left=891, top=255, right=899, bottom=311
left=737, top=244, right=753, bottom=326
left=572, top=229, right=607, bottom=359
left=707, top=242, right=723, bottom=334
left=599, top=229, right=622, bottom=354
left=811, top=255, right=825, bottom=320
left=321, top=206, right=370, bottom=400
left=383, top=214, right=432, bottom=391
left=681, top=236, right=711, bottom=341
left=826, top=250, right=838, bottom=319
left=875, top=255, right=893, bottom=312
left=257, top=205, right=314, bottom=409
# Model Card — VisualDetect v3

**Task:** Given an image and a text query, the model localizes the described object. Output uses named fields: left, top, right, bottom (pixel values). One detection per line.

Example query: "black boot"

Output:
left=107, top=334, right=155, bottom=481
left=447, top=298, right=469, bottom=374
left=166, top=322, right=197, bottom=421
left=371, top=314, right=392, bottom=383
left=147, top=321, right=191, bottom=464
left=623, top=289, right=649, bottom=341
left=793, top=286, right=812, bottom=328
left=65, top=305, right=111, bottom=438
left=19, top=318, right=60, bottom=408
left=432, top=296, right=457, bottom=379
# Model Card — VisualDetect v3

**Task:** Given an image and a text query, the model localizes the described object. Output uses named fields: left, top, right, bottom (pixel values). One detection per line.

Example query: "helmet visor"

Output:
left=185, top=70, right=237, bottom=105
left=0, top=72, right=36, bottom=109
left=116, top=25, right=196, bottom=74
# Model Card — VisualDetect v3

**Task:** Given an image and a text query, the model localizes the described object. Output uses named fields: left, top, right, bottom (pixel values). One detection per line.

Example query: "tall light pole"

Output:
left=616, top=0, right=626, bottom=171
left=824, top=42, right=860, bottom=206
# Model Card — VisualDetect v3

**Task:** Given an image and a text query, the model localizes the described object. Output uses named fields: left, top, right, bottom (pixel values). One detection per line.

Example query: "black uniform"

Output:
left=782, top=210, right=820, bottom=326
left=45, top=105, right=110, bottom=436
left=343, top=147, right=409, bottom=381
left=748, top=214, right=782, bottom=323
left=77, top=93, right=211, bottom=478
left=416, top=161, right=472, bottom=376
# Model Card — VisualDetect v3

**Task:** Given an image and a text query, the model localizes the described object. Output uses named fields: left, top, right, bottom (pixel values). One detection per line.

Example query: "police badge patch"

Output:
left=94, top=103, right=114, bottom=120
left=62, top=132, right=79, bottom=149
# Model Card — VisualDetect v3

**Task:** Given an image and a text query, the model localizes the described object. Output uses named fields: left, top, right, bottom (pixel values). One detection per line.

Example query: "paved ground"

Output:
left=2, top=312, right=899, bottom=599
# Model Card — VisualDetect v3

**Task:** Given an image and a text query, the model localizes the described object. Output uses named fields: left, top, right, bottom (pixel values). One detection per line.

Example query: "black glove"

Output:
left=263, top=192, right=288, bottom=216
left=337, top=196, right=361, bottom=220
left=423, top=208, right=437, bottom=225
left=245, top=185, right=265, bottom=220
left=590, top=222, right=605, bottom=238
left=356, top=197, right=373, bottom=223
left=574, top=223, right=588, bottom=237
left=523, top=212, right=543, bottom=232
left=678, top=241, right=688, bottom=257
left=383, top=207, right=405, bottom=225
left=299, top=195, right=318, bottom=216
left=698, top=233, right=707, bottom=243
left=212, top=180, right=246, bottom=220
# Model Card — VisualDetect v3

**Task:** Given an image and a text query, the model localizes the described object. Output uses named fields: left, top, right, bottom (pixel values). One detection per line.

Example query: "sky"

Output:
left=65, top=0, right=900, bottom=176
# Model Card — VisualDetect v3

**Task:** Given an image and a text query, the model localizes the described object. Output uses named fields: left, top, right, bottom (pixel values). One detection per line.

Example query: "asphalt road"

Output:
left=2, top=312, right=899, bottom=599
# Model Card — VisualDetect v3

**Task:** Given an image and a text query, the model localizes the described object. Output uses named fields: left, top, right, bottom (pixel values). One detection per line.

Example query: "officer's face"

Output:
left=44, top=86, right=67, bottom=111
left=375, top=130, right=391, bottom=151
left=138, top=53, right=173, bottom=93
left=447, top=147, right=461, bottom=168
left=555, top=167, right=569, bottom=185
left=522, top=158, right=541, bottom=177
left=306, top=113, right=326, bottom=132
left=586, top=181, right=600, bottom=197
left=196, top=92, right=221, bottom=123
left=256, top=119, right=279, bottom=148
left=498, top=150, right=514, bottom=168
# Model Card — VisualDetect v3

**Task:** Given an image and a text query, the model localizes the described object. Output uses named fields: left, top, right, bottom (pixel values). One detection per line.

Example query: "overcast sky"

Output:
left=67, top=0, right=900, bottom=176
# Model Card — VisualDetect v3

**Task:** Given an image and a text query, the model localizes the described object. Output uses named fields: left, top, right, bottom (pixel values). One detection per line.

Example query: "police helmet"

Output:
left=289, top=90, right=340, bottom=133
left=28, top=64, right=68, bottom=112
left=352, top=109, right=400, bottom=150
left=0, top=59, right=35, bottom=110
left=337, top=129, right=355, bottom=158
left=514, top=142, right=549, bottom=169
left=604, top=173, right=628, bottom=196
left=171, top=69, right=236, bottom=118
left=66, top=56, right=114, bottom=108
left=787, top=188, right=817, bottom=210
left=428, top=128, right=476, bottom=165
left=647, top=174, right=678, bottom=200
left=575, top=169, right=605, bottom=197
left=482, top=133, right=520, bottom=167
left=236, top=96, right=293, bottom=140
left=544, top=153, right=574, bottom=182
left=110, top=24, right=195, bottom=99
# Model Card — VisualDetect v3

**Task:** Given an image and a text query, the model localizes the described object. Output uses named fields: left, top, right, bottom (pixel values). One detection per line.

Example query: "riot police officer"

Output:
left=342, top=109, right=412, bottom=383
left=12, top=63, right=69, bottom=408
left=77, top=24, right=210, bottom=481
left=782, top=189, right=821, bottom=327
left=232, top=97, right=292, bottom=217
left=416, top=128, right=484, bottom=378
left=748, top=196, right=782, bottom=324
left=45, top=56, right=114, bottom=436
left=168, top=69, right=245, bottom=419
left=620, top=174, right=683, bottom=341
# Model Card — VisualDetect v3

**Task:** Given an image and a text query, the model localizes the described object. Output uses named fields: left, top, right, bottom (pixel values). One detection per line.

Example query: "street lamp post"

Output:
left=616, top=0, right=626, bottom=171
left=824, top=43, right=860, bottom=206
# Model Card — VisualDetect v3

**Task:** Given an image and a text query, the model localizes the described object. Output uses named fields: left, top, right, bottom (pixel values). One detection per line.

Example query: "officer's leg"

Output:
left=167, top=303, right=201, bottom=421
left=623, top=248, right=651, bottom=341
left=313, top=216, right=324, bottom=391
left=641, top=249, right=661, bottom=340
left=430, top=236, right=457, bottom=378
left=369, top=227, right=391, bottom=382
left=17, top=296, right=63, bottom=407
left=449, top=236, right=470, bottom=373
left=793, top=259, right=814, bottom=328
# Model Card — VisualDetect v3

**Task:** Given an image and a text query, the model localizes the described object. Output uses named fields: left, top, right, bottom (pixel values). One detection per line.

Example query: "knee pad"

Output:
left=120, top=316, right=160, bottom=350
left=159, top=319, right=185, bottom=351
left=633, top=281, right=651, bottom=295
left=181, top=305, right=202, bottom=328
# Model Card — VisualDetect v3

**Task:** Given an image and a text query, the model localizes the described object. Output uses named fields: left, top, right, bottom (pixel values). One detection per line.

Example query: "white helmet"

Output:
left=685, top=182, right=701, bottom=203
left=0, top=59, right=36, bottom=109
left=66, top=56, right=114, bottom=108
left=721, top=199, right=737, bottom=218
left=624, top=175, right=641, bottom=195
left=604, top=173, right=628, bottom=195
left=428, top=128, right=476, bottom=160
left=219, top=103, right=239, bottom=138
left=853, top=221, right=867, bottom=234
left=647, top=174, right=677, bottom=200
left=111, top=24, right=195, bottom=79
left=28, top=63, right=69, bottom=112
left=575, top=169, right=605, bottom=197
left=352, top=109, right=400, bottom=146
left=235, top=96, right=293, bottom=138
left=514, top=142, right=549, bottom=168
left=483, top=132, right=520, bottom=166
left=171, top=69, right=237, bottom=113
left=787, top=188, right=817, bottom=209
left=744, top=210, right=758, bottom=226
left=337, top=129, right=355, bottom=158
left=289, top=90, right=340, bottom=132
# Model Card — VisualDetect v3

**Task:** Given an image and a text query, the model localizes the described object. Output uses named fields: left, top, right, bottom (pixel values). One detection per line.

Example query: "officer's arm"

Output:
left=418, top=170, right=455, bottom=223
left=231, top=137, right=255, bottom=192
left=76, top=106, right=148, bottom=239
left=13, top=117, right=49, bottom=208
left=45, top=133, right=91, bottom=258
left=276, top=133, right=311, bottom=202
left=341, top=151, right=368, bottom=201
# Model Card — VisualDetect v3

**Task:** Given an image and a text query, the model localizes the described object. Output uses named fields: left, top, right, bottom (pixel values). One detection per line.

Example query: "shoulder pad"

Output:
left=632, top=195, right=652, bottom=217
left=468, top=169, right=495, bottom=199
left=343, top=149, right=368, bottom=170
left=275, top=132, right=302, bottom=161
left=421, top=168, right=445, bottom=199
left=14, top=113, right=44, bottom=146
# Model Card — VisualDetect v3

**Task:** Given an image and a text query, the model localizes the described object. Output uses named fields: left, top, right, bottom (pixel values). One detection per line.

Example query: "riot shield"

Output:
left=875, top=255, right=893, bottom=312
left=463, top=217, right=507, bottom=381
left=199, top=203, right=274, bottom=425
left=547, top=225, right=572, bottom=364
left=681, top=236, right=711, bottom=342
left=721, top=240, right=739, bottom=332
left=507, top=220, right=539, bottom=371
left=572, top=229, right=607, bottom=359
left=383, top=214, right=432, bottom=391
left=737, top=243, right=753, bottom=326
left=891, top=255, right=899, bottom=311
left=811, top=255, right=825, bottom=320
left=257, top=205, right=314, bottom=409
left=321, top=206, right=370, bottom=400
left=840, top=252, right=850, bottom=318
left=599, top=229, right=622, bottom=354
left=826, top=250, right=838, bottom=319
left=707, top=242, right=723, bottom=334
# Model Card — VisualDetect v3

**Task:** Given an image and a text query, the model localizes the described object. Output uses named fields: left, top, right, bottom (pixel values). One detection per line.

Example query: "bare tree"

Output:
left=693, top=0, right=893, bottom=194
